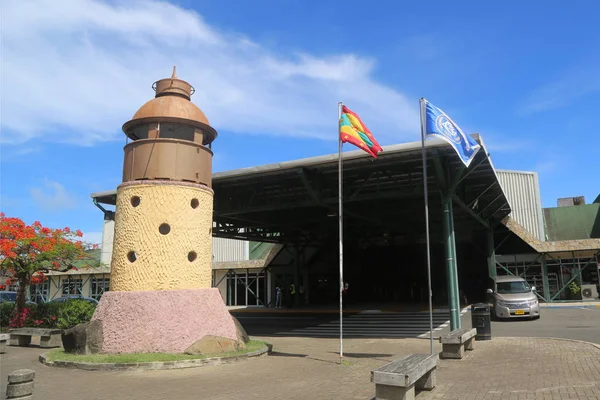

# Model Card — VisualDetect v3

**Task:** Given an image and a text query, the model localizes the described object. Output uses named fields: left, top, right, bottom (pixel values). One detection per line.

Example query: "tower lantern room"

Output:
left=120, top=66, right=217, bottom=187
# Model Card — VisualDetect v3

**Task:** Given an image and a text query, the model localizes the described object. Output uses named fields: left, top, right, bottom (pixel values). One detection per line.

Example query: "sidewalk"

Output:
left=418, top=338, right=600, bottom=400
left=538, top=300, right=600, bottom=309
left=1, top=336, right=599, bottom=399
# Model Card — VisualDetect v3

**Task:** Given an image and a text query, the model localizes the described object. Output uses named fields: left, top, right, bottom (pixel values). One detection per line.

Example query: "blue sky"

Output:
left=2, top=0, right=599, bottom=243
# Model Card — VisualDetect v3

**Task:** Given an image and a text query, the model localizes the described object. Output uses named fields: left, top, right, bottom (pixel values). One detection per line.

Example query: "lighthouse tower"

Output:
left=111, top=67, right=216, bottom=291
left=88, top=68, right=244, bottom=354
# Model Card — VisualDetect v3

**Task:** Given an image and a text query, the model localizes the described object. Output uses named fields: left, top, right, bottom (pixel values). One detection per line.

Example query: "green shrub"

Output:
left=0, top=302, right=15, bottom=328
left=56, top=300, right=96, bottom=330
left=30, top=302, right=62, bottom=328
left=1, top=300, right=96, bottom=330
left=567, top=281, right=581, bottom=299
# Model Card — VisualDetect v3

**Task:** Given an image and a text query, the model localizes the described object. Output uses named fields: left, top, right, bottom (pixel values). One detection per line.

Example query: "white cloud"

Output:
left=29, top=180, right=77, bottom=211
left=521, top=66, right=600, bottom=114
left=1, top=0, right=419, bottom=146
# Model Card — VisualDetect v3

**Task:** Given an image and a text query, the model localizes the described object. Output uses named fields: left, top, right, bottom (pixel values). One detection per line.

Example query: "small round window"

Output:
left=159, top=223, right=171, bottom=235
left=131, top=196, right=141, bottom=207
left=127, top=251, right=137, bottom=263
left=191, top=198, right=199, bottom=209
left=188, top=251, right=197, bottom=262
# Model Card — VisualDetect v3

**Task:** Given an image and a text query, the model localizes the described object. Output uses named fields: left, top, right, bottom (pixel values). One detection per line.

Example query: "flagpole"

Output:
left=420, top=98, right=434, bottom=355
left=338, top=101, right=344, bottom=363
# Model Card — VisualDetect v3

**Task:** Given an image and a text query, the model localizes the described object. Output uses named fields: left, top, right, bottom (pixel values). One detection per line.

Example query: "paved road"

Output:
left=233, top=307, right=600, bottom=344
left=485, top=307, right=600, bottom=344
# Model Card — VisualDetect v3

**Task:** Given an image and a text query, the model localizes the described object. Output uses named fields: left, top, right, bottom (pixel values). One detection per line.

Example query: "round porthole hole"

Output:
left=127, top=251, right=137, bottom=263
left=159, top=223, right=170, bottom=235
left=188, top=251, right=197, bottom=262
left=131, top=196, right=141, bottom=207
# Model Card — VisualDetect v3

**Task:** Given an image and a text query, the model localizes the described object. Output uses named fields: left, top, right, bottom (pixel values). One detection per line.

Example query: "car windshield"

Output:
left=0, top=292, right=17, bottom=302
left=496, top=281, right=531, bottom=294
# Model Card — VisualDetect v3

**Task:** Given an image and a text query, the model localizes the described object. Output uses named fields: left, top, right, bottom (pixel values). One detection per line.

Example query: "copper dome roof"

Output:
left=122, top=67, right=217, bottom=144
left=130, top=95, right=210, bottom=125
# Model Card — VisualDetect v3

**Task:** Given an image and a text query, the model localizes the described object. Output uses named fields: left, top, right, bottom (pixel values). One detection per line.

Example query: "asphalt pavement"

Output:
left=483, top=307, right=600, bottom=344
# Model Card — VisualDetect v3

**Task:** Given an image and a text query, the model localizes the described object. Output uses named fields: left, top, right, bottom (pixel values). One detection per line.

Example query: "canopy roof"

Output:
left=92, top=134, right=511, bottom=247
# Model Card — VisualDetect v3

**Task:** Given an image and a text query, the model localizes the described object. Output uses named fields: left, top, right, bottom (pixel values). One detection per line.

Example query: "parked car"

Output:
left=48, top=295, right=99, bottom=305
left=486, top=276, right=540, bottom=320
left=0, top=291, right=36, bottom=306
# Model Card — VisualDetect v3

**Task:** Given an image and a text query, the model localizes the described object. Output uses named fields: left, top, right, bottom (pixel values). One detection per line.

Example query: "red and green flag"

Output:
left=339, top=105, right=382, bottom=158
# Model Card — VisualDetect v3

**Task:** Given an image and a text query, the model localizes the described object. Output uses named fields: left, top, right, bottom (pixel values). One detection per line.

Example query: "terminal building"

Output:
left=19, top=70, right=599, bottom=307
left=29, top=140, right=600, bottom=307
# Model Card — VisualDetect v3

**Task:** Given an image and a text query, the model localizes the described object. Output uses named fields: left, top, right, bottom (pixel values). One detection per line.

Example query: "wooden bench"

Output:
left=371, top=353, right=438, bottom=400
left=0, top=333, right=9, bottom=353
left=439, top=327, right=476, bottom=359
left=9, top=328, right=63, bottom=348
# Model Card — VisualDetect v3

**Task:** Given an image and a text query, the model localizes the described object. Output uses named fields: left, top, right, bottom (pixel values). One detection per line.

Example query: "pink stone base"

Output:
left=91, top=288, right=238, bottom=354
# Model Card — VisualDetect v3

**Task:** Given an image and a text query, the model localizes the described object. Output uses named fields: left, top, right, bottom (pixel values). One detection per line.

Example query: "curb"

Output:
left=465, top=304, right=600, bottom=311
left=539, top=304, right=600, bottom=309
left=39, top=343, right=272, bottom=371
left=513, top=336, right=600, bottom=351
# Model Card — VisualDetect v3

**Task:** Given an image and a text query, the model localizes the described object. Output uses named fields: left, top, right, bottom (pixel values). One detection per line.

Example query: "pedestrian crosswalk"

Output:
left=274, top=309, right=468, bottom=338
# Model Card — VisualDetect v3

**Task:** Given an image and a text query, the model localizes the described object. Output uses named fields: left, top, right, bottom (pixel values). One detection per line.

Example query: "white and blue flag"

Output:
left=422, top=99, right=481, bottom=167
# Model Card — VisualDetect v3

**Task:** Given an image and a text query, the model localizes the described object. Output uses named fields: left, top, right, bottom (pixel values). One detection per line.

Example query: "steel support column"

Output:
left=302, top=248, right=309, bottom=305
left=442, top=195, right=461, bottom=330
left=487, top=230, right=497, bottom=279
left=227, top=270, right=233, bottom=306
left=540, top=256, right=551, bottom=302
left=294, top=242, right=300, bottom=307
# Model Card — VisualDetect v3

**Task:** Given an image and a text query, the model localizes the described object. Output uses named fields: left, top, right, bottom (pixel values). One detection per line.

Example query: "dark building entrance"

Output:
left=211, top=138, right=511, bottom=310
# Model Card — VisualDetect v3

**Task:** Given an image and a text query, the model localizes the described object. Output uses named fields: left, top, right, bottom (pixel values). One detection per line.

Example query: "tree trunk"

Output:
left=16, top=276, right=29, bottom=313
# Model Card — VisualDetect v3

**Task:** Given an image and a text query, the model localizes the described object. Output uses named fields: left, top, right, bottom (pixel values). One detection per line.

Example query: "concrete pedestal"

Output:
left=91, top=288, right=239, bottom=354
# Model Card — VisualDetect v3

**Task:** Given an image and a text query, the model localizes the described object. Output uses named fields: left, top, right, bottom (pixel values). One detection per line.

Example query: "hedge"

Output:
left=0, top=300, right=96, bottom=330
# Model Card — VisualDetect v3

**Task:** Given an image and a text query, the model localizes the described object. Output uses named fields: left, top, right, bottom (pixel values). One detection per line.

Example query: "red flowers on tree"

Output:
left=0, top=213, right=100, bottom=313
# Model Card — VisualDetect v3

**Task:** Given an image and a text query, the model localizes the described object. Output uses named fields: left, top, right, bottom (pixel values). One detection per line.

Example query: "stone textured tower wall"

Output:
left=110, top=180, right=213, bottom=291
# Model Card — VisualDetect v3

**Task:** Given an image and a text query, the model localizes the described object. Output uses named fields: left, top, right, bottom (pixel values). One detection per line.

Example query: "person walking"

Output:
left=275, top=286, right=282, bottom=308
left=299, top=285, right=305, bottom=305
left=342, top=282, right=349, bottom=309
left=288, top=283, right=296, bottom=308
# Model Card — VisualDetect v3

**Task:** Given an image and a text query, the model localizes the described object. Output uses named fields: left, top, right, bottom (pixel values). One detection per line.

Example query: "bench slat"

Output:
left=9, top=328, right=62, bottom=336
left=372, top=354, right=438, bottom=387
left=440, top=328, right=476, bottom=344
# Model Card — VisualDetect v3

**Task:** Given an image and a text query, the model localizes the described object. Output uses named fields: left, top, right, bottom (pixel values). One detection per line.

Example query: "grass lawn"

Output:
left=45, top=340, right=267, bottom=363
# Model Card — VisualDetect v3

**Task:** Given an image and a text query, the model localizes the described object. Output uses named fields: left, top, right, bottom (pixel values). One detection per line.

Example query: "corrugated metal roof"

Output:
left=213, top=243, right=282, bottom=270
left=543, top=203, right=600, bottom=241
left=496, top=170, right=544, bottom=240
left=212, top=237, right=249, bottom=262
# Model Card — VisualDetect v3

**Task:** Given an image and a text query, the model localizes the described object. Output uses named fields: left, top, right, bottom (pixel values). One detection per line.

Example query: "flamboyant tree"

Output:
left=0, top=213, right=99, bottom=312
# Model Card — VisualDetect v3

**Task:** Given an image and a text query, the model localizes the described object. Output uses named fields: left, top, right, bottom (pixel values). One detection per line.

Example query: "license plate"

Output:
left=515, top=310, right=525, bottom=315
